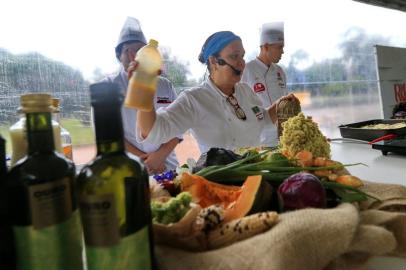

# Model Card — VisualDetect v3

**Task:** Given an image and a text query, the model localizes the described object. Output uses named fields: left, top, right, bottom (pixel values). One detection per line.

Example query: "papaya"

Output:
left=180, top=173, right=242, bottom=208
left=223, top=175, right=272, bottom=222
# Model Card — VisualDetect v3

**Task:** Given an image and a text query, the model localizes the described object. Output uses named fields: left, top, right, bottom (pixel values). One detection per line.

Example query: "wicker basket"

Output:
left=276, top=98, right=301, bottom=138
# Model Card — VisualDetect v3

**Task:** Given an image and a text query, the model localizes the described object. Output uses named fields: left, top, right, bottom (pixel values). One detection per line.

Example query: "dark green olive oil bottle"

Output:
left=0, top=135, right=17, bottom=270
left=4, top=93, right=84, bottom=270
left=77, top=82, right=155, bottom=270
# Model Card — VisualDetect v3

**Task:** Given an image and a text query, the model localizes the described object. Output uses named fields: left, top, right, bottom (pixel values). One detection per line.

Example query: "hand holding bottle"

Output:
left=127, top=61, right=162, bottom=80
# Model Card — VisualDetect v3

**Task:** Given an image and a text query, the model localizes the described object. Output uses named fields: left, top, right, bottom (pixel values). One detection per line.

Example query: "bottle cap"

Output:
left=149, top=39, right=159, bottom=47
left=20, top=93, right=54, bottom=113
left=90, top=82, right=123, bottom=105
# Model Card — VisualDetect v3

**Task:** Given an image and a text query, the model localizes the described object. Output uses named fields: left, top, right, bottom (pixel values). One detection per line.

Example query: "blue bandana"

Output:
left=199, top=31, right=241, bottom=63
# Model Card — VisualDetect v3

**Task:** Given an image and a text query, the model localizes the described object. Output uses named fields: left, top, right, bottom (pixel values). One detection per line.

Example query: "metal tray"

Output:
left=338, top=119, right=406, bottom=142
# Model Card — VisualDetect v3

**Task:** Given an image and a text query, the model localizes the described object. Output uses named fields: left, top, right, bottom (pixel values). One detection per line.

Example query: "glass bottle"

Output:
left=4, top=93, right=84, bottom=270
left=77, top=82, right=155, bottom=270
left=0, top=135, right=16, bottom=270
left=9, top=101, right=63, bottom=167
left=0, top=134, right=6, bottom=177
left=52, top=98, right=73, bottom=160
left=9, top=111, right=29, bottom=166
left=125, top=39, right=162, bottom=111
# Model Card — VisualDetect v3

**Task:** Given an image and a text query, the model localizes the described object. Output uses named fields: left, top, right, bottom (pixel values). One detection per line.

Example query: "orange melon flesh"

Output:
left=223, top=175, right=263, bottom=223
left=180, top=173, right=242, bottom=208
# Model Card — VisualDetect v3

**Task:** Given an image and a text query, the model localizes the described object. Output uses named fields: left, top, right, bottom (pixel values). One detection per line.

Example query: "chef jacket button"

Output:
left=228, top=118, right=232, bottom=121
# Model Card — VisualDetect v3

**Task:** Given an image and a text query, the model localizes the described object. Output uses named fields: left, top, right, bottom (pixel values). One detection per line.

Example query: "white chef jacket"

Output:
left=138, top=78, right=273, bottom=153
left=242, top=58, right=288, bottom=146
left=103, top=67, right=179, bottom=170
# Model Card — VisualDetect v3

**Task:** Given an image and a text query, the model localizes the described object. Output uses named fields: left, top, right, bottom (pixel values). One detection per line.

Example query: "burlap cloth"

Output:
left=156, top=181, right=406, bottom=270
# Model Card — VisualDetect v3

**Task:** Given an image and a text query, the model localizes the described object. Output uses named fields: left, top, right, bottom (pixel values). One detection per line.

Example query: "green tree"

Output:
left=338, top=27, right=390, bottom=94
left=0, top=49, right=90, bottom=124
left=91, top=67, right=106, bottom=82
left=285, top=50, right=310, bottom=92
left=160, top=47, right=191, bottom=89
left=285, top=27, right=393, bottom=97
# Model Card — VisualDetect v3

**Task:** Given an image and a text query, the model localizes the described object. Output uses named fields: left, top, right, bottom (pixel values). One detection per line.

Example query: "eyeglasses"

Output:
left=226, top=94, right=247, bottom=120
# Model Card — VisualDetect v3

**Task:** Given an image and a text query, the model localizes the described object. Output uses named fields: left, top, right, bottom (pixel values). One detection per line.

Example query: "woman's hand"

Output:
left=140, top=152, right=166, bottom=174
left=277, top=93, right=300, bottom=105
left=268, top=93, right=300, bottom=123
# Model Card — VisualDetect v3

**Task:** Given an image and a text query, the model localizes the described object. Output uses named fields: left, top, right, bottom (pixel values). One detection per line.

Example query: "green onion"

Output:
left=194, top=150, right=377, bottom=204
left=196, top=149, right=272, bottom=177
left=321, top=181, right=381, bottom=202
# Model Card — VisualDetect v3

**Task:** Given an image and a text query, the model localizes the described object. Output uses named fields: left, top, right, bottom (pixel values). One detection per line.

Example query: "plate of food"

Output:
left=339, top=119, right=406, bottom=142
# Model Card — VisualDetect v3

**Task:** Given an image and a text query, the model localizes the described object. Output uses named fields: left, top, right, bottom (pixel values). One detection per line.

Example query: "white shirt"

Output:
left=139, top=78, right=273, bottom=153
left=103, top=68, right=179, bottom=170
left=242, top=58, right=288, bottom=146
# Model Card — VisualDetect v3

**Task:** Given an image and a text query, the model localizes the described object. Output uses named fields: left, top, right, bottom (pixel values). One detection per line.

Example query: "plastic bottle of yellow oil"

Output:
left=125, top=39, right=162, bottom=111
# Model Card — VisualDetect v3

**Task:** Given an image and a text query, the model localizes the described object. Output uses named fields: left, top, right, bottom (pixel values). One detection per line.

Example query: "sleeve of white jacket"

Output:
left=137, top=91, right=195, bottom=145
left=170, top=80, right=183, bottom=141
left=153, top=76, right=183, bottom=141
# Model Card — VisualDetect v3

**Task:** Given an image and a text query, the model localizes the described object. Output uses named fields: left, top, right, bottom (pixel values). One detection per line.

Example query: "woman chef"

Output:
left=135, top=31, right=297, bottom=153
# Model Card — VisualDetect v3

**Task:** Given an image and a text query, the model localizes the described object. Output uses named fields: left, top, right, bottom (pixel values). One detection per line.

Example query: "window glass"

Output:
left=1, top=0, right=405, bottom=163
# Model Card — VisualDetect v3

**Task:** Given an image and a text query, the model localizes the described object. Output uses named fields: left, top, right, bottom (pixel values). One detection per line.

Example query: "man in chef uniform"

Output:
left=103, top=17, right=180, bottom=174
left=242, top=22, right=288, bottom=147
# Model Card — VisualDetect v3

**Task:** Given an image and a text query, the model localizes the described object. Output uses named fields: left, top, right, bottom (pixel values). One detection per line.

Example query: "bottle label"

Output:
left=28, top=177, right=72, bottom=229
left=79, top=177, right=153, bottom=269
left=63, top=143, right=73, bottom=160
left=13, top=211, right=84, bottom=270
left=79, top=194, right=120, bottom=246
left=85, top=226, right=151, bottom=270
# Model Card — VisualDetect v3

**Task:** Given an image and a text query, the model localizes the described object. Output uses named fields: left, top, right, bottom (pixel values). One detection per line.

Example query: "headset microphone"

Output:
left=217, top=58, right=242, bottom=76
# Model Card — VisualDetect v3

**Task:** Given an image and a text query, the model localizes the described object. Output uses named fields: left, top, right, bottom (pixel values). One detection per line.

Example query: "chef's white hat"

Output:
left=260, top=22, right=284, bottom=46
left=115, top=17, right=147, bottom=59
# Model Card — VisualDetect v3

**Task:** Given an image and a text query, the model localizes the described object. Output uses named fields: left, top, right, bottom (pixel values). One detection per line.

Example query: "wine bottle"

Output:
left=77, top=82, right=155, bottom=270
left=4, top=93, right=84, bottom=270
left=0, top=135, right=16, bottom=270
left=9, top=99, right=63, bottom=167
left=0, top=135, right=6, bottom=177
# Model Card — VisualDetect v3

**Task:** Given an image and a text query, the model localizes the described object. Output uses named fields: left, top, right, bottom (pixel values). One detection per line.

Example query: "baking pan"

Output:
left=338, top=119, right=406, bottom=142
